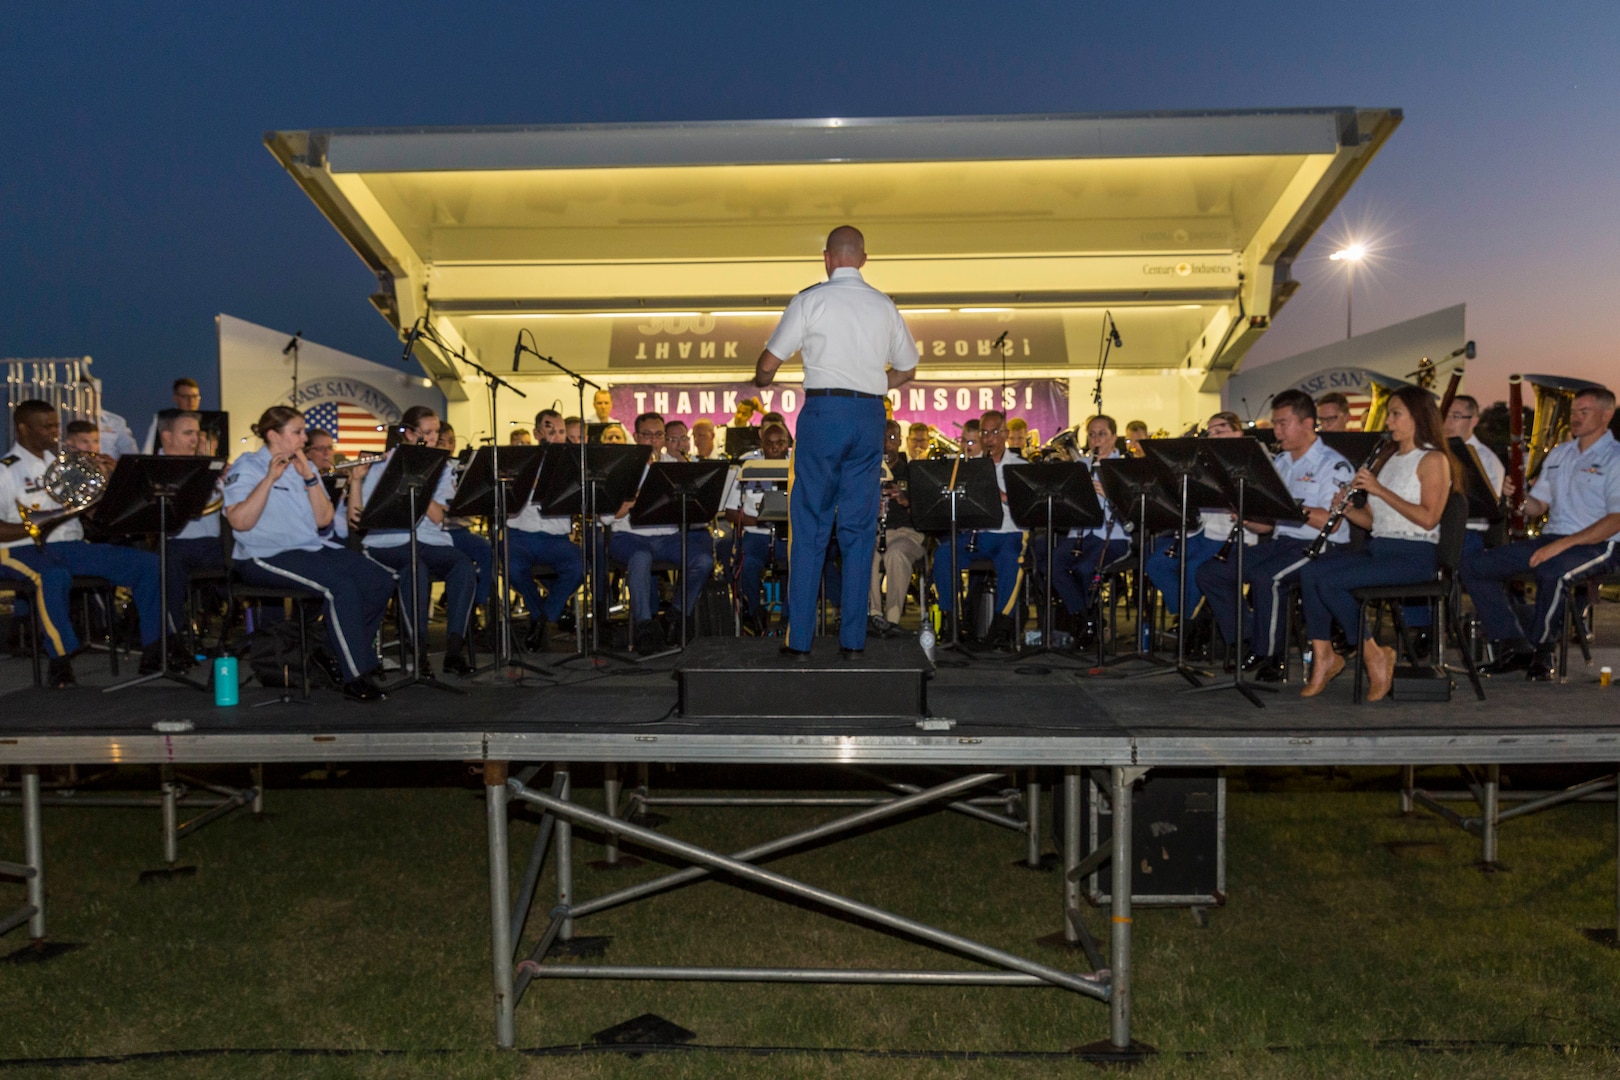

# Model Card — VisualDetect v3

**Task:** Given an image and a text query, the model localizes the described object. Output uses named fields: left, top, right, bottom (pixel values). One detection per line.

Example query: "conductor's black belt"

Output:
left=804, top=387, right=883, bottom=400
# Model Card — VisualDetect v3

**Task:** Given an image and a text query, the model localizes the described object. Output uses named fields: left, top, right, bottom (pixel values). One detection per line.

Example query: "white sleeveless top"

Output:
left=1371, top=448, right=1439, bottom=543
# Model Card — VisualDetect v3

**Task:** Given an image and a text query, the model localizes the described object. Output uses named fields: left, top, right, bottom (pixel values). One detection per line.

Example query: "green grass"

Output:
left=4, top=765, right=1620, bottom=1078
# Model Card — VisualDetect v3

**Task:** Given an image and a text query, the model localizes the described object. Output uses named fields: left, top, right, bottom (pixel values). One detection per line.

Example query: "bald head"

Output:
left=824, top=225, right=867, bottom=272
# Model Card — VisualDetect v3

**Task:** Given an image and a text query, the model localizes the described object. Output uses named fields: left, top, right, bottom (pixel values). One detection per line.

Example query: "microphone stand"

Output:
left=1091, top=312, right=1120, bottom=418
left=517, top=338, right=599, bottom=659
left=414, top=321, right=550, bottom=682
left=283, top=331, right=302, bottom=407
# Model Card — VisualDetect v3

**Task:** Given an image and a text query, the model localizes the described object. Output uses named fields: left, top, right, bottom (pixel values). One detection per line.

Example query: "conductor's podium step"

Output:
left=676, top=638, right=930, bottom=719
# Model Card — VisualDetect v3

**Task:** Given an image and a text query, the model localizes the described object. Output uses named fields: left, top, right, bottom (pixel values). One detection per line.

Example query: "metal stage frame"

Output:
left=5, top=690, right=1620, bottom=1052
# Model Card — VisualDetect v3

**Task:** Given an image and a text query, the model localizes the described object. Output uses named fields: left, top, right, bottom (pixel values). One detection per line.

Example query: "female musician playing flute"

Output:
left=1297, top=386, right=1459, bottom=701
left=223, top=406, right=395, bottom=702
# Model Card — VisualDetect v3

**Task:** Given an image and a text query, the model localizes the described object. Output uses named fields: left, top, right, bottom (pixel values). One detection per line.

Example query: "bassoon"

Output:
left=1506, top=374, right=1527, bottom=536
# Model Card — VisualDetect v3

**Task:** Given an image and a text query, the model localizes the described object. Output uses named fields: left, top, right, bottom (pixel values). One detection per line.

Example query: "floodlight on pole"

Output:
left=1328, top=244, right=1366, bottom=339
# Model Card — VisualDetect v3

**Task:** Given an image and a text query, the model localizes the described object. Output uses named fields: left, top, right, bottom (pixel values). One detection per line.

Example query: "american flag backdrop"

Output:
left=303, top=401, right=389, bottom=454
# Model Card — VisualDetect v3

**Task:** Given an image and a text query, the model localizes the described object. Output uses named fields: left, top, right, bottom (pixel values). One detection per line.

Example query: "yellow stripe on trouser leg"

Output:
left=0, top=549, right=67, bottom=656
left=1000, top=532, right=1029, bottom=617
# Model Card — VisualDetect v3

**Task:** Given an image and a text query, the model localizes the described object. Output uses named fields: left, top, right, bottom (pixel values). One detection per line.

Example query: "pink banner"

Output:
left=610, top=378, right=1070, bottom=440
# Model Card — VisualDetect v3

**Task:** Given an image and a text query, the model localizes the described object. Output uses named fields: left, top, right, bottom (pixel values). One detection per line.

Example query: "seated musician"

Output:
left=1195, top=390, right=1354, bottom=682
left=223, top=406, right=394, bottom=702
left=1297, top=387, right=1457, bottom=700
left=507, top=409, right=585, bottom=652
left=1315, top=392, right=1351, bottom=433
left=960, top=419, right=983, bottom=458
left=905, top=422, right=931, bottom=462
left=143, top=377, right=203, bottom=452
left=1465, top=385, right=1620, bottom=681
left=1143, top=411, right=1249, bottom=630
left=726, top=421, right=791, bottom=633
left=664, top=420, right=691, bottom=461
left=869, top=419, right=924, bottom=637
left=930, top=410, right=1025, bottom=649
left=1034, top=414, right=1129, bottom=647
left=62, top=419, right=105, bottom=459
left=1124, top=420, right=1150, bottom=457
left=1006, top=417, right=1029, bottom=455
left=608, top=412, right=715, bottom=654
left=691, top=418, right=721, bottom=460
left=354, top=406, right=477, bottom=677
left=0, top=400, right=167, bottom=687
left=155, top=410, right=226, bottom=650
left=1443, top=394, right=1506, bottom=559
left=433, top=422, right=493, bottom=614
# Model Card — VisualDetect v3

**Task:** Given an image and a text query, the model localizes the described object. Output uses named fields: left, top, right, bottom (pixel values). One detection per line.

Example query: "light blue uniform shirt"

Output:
left=1532, top=431, right=1620, bottom=537
left=1271, top=437, right=1354, bottom=543
left=359, top=448, right=456, bottom=549
left=222, top=447, right=327, bottom=560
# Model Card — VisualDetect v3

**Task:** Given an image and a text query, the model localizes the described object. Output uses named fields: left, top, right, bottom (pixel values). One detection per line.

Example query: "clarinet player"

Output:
left=1296, top=387, right=1457, bottom=700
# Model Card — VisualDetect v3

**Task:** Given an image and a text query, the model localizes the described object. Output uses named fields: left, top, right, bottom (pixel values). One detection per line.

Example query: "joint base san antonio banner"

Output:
left=611, top=378, right=1069, bottom=441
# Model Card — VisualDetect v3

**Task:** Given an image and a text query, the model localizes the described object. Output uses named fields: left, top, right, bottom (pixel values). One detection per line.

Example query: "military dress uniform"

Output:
left=223, top=447, right=394, bottom=684
left=934, top=449, right=1029, bottom=624
left=0, top=443, right=163, bottom=661
left=1196, top=436, right=1354, bottom=661
left=1034, top=450, right=1130, bottom=621
left=1462, top=430, right=1620, bottom=653
left=765, top=266, right=917, bottom=652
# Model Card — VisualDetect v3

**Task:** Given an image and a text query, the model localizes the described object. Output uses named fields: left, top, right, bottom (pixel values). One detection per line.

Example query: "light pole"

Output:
left=1328, top=244, right=1365, bottom=339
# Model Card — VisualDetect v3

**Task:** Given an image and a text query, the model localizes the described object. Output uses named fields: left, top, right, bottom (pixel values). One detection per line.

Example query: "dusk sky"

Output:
left=5, top=2, right=1616, bottom=424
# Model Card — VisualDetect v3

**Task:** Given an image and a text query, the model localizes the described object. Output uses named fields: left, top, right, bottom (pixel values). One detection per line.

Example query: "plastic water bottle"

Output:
left=918, top=625, right=937, bottom=663
left=213, top=656, right=239, bottom=707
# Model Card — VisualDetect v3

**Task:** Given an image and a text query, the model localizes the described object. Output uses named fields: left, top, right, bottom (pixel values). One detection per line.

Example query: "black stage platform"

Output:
left=1, top=645, right=1615, bottom=766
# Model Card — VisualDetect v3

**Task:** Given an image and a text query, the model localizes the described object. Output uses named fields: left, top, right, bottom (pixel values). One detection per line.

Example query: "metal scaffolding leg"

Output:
left=484, top=761, right=515, bottom=1049
left=1064, top=767, right=1082, bottom=944
left=1400, top=765, right=1415, bottom=814
left=161, top=765, right=179, bottom=867
left=24, top=765, right=43, bottom=940
left=1025, top=770, right=1042, bottom=867
left=1480, top=764, right=1500, bottom=869
left=251, top=764, right=264, bottom=817
left=554, top=764, right=573, bottom=942
left=1109, top=765, right=1134, bottom=1050
left=602, top=764, right=621, bottom=868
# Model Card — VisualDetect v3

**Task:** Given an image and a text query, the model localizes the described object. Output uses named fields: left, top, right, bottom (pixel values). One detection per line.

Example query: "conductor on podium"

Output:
left=753, top=226, right=919, bottom=658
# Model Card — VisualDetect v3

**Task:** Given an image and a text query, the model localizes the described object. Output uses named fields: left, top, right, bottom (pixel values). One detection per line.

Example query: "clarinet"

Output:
left=1210, top=515, right=1244, bottom=563
left=1305, top=434, right=1394, bottom=559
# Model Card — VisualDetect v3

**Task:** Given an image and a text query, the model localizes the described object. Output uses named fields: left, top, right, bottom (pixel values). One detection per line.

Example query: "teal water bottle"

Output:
left=213, top=656, right=239, bottom=707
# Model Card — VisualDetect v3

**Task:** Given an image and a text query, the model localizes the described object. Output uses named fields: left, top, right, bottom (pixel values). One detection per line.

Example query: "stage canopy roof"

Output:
left=266, top=108, right=1399, bottom=393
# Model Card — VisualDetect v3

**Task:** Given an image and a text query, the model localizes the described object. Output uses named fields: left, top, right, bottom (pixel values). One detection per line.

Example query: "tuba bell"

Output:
left=16, top=450, right=108, bottom=547
left=1359, top=373, right=1418, bottom=433
left=1523, top=374, right=1601, bottom=486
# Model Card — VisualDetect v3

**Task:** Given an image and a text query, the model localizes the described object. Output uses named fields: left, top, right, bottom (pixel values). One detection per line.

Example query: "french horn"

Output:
left=16, top=450, right=108, bottom=547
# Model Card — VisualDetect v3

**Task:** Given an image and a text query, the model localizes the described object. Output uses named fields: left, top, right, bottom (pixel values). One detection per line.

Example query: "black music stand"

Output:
left=1448, top=437, right=1503, bottom=522
left=623, top=461, right=729, bottom=660
left=447, top=445, right=548, bottom=679
left=909, top=459, right=1002, bottom=658
left=1187, top=438, right=1304, bottom=708
left=1320, top=432, right=1386, bottom=469
left=1140, top=438, right=1229, bottom=685
left=1004, top=463, right=1102, bottom=666
left=98, top=455, right=223, bottom=693
left=357, top=445, right=462, bottom=696
left=1094, top=459, right=1185, bottom=672
left=724, top=426, right=761, bottom=459
left=537, top=444, right=648, bottom=660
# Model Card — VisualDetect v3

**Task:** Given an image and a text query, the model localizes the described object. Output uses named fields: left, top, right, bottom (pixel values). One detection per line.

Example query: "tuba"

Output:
left=1359, top=373, right=1416, bottom=433
left=16, top=450, right=108, bottom=547
left=1505, top=373, right=1603, bottom=537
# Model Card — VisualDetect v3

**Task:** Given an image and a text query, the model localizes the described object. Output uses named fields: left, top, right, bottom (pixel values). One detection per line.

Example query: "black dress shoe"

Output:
left=311, top=647, right=345, bottom=687
left=779, top=644, right=811, bottom=662
left=633, top=620, right=666, bottom=656
left=1526, top=646, right=1559, bottom=682
left=442, top=634, right=474, bottom=677
left=866, top=615, right=892, bottom=639
left=523, top=619, right=548, bottom=653
left=47, top=657, right=76, bottom=689
left=1408, top=631, right=1433, bottom=663
left=1248, top=658, right=1286, bottom=684
left=1480, top=646, right=1534, bottom=676
left=138, top=644, right=164, bottom=675
left=840, top=647, right=865, bottom=661
left=341, top=676, right=386, bottom=703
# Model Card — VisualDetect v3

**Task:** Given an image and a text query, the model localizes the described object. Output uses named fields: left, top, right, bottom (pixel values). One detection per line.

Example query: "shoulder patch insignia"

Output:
left=0, top=455, right=17, bottom=467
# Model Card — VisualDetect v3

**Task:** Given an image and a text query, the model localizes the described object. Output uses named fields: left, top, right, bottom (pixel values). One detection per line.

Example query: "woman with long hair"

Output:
left=223, top=406, right=395, bottom=702
left=1297, top=386, right=1460, bottom=701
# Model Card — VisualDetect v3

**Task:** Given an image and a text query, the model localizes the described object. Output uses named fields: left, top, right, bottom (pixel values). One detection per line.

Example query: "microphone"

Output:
left=991, top=330, right=1010, bottom=351
left=399, top=320, right=422, bottom=364
left=282, top=331, right=303, bottom=356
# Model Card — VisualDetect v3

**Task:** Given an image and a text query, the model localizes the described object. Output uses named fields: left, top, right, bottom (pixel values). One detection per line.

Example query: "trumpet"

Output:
left=16, top=450, right=108, bottom=548
left=321, top=453, right=387, bottom=475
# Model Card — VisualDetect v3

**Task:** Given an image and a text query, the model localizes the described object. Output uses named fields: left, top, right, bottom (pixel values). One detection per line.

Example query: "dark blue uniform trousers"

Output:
left=0, top=539, right=162, bottom=657
left=934, top=530, right=1027, bottom=617
left=786, top=394, right=885, bottom=652
left=235, top=547, right=394, bottom=682
left=447, top=526, right=494, bottom=609
left=1145, top=533, right=1223, bottom=616
left=507, top=530, right=586, bottom=625
left=1196, top=536, right=1336, bottom=659
left=1032, top=535, right=1128, bottom=618
left=165, top=536, right=226, bottom=632
left=1300, top=537, right=1437, bottom=641
left=608, top=530, right=715, bottom=625
left=1461, top=535, right=1620, bottom=648
left=738, top=530, right=790, bottom=619
left=365, top=542, right=478, bottom=647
